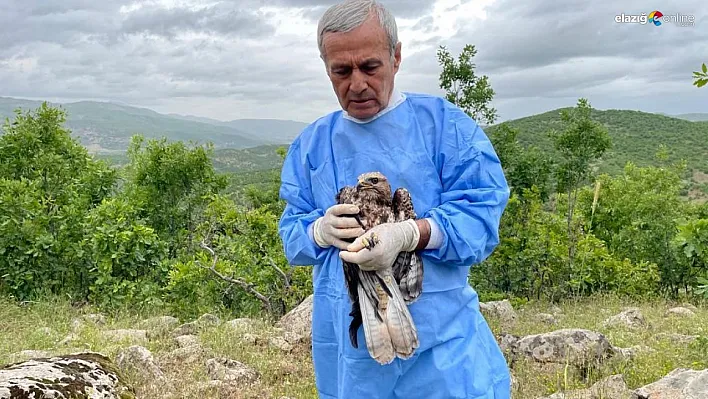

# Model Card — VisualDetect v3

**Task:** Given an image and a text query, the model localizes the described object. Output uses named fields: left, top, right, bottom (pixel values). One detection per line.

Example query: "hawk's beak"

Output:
left=357, top=180, right=371, bottom=191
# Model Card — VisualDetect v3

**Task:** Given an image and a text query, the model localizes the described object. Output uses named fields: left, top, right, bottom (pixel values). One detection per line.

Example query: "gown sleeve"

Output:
left=421, top=106, right=510, bottom=268
left=277, top=137, right=329, bottom=266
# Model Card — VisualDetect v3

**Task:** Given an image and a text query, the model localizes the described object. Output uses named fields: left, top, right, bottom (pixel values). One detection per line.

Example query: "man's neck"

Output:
left=343, top=87, right=405, bottom=124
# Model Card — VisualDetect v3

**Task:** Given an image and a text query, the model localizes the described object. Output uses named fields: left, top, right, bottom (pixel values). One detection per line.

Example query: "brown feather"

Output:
left=336, top=171, right=422, bottom=363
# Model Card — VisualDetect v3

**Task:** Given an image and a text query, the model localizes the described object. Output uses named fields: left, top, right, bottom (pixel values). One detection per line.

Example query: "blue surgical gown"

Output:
left=278, top=92, right=512, bottom=399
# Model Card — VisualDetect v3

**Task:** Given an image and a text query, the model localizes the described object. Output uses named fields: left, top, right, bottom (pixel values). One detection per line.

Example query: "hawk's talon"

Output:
left=363, top=232, right=379, bottom=250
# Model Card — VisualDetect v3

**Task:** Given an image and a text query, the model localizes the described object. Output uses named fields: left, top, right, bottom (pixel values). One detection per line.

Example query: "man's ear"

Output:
left=393, top=42, right=402, bottom=73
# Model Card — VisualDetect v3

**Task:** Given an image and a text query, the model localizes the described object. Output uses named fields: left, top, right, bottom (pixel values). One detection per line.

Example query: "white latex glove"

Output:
left=339, top=219, right=420, bottom=271
left=313, top=204, right=366, bottom=250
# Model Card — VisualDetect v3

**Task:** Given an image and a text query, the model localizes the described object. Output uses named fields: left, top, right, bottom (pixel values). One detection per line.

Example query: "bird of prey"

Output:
left=335, top=171, right=423, bottom=365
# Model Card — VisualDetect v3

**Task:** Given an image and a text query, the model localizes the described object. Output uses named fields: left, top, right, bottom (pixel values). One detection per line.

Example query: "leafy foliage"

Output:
left=437, top=44, right=498, bottom=125
left=694, top=63, right=708, bottom=88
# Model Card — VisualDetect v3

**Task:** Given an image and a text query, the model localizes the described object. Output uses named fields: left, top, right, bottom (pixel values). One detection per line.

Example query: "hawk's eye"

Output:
left=370, top=178, right=379, bottom=184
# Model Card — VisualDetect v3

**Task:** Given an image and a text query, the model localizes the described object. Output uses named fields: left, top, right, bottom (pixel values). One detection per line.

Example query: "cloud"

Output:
left=1, top=0, right=706, bottom=124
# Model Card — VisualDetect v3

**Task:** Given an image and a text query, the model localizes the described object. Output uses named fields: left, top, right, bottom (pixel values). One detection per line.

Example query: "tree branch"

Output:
left=199, top=240, right=272, bottom=313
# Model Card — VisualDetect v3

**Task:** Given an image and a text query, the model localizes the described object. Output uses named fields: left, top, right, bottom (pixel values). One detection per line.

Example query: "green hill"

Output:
left=0, top=97, right=298, bottom=153
left=486, top=109, right=708, bottom=177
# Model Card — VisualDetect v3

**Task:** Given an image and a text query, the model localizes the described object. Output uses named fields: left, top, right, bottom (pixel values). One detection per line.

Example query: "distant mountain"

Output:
left=0, top=97, right=307, bottom=153
left=167, top=113, right=308, bottom=144
left=486, top=108, right=708, bottom=177
left=671, top=113, right=708, bottom=122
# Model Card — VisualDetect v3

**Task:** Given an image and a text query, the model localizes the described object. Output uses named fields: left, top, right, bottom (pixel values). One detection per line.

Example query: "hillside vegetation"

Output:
left=0, top=97, right=306, bottom=153
left=486, top=108, right=708, bottom=177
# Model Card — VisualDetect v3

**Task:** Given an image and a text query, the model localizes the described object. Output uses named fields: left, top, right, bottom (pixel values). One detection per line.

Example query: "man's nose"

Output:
left=349, top=70, right=368, bottom=93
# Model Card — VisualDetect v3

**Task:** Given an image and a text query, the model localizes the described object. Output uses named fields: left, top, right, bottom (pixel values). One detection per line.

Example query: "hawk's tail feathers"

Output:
left=379, top=270, right=419, bottom=360
left=358, top=277, right=395, bottom=365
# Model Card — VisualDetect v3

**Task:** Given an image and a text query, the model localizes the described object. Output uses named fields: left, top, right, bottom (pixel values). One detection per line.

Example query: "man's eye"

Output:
left=333, top=68, right=350, bottom=76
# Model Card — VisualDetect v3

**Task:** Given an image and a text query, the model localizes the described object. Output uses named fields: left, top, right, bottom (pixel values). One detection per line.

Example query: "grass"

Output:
left=1, top=294, right=707, bottom=398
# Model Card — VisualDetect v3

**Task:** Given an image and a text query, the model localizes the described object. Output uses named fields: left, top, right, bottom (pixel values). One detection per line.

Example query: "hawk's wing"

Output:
left=336, top=186, right=365, bottom=347
left=392, top=188, right=424, bottom=303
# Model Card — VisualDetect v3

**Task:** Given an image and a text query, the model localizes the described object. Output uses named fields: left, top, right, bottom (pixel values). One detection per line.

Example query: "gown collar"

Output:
left=342, top=87, right=405, bottom=124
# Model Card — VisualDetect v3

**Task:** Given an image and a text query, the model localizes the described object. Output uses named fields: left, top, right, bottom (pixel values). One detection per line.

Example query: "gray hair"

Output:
left=317, top=0, right=398, bottom=60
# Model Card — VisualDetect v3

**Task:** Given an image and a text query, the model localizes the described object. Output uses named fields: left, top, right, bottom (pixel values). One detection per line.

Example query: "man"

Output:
left=277, top=1, right=511, bottom=398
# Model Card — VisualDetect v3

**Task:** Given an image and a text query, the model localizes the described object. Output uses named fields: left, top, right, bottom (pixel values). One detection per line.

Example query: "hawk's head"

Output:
left=356, top=171, right=392, bottom=203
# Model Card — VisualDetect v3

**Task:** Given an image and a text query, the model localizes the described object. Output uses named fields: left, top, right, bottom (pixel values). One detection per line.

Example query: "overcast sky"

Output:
left=1, top=0, right=706, bottom=123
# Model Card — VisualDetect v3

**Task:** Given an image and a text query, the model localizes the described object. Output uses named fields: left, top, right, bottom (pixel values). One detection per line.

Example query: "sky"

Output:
left=1, top=0, right=706, bottom=124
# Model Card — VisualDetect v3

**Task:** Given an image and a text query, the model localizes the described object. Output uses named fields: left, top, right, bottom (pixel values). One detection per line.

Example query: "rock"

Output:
left=681, top=303, right=699, bottom=312
left=269, top=336, right=293, bottom=352
left=101, top=329, right=148, bottom=344
left=0, top=352, right=134, bottom=398
left=479, top=300, right=518, bottom=324
left=654, top=333, right=699, bottom=345
left=277, top=295, right=313, bottom=341
left=137, top=316, right=180, bottom=337
left=242, top=333, right=259, bottom=345
left=632, top=368, right=708, bottom=398
left=506, top=329, right=614, bottom=367
left=172, top=314, right=220, bottom=337
left=205, top=358, right=259, bottom=384
left=539, top=374, right=632, bottom=399
left=173, top=321, right=199, bottom=337
left=603, top=308, right=646, bottom=329
left=165, top=344, right=207, bottom=364
left=175, top=334, right=200, bottom=348
left=197, top=313, right=221, bottom=328
left=71, top=313, right=106, bottom=332
left=59, top=333, right=81, bottom=346
left=537, top=313, right=558, bottom=325
left=116, top=345, right=165, bottom=381
left=613, top=345, right=656, bottom=360
left=550, top=305, right=563, bottom=315
left=666, top=307, right=696, bottom=318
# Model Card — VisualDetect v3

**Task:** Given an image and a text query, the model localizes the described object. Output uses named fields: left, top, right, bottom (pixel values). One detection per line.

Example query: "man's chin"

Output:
left=346, top=101, right=380, bottom=119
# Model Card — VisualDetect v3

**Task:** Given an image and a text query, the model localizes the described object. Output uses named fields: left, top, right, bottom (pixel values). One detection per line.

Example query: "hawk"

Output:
left=336, top=171, right=424, bottom=365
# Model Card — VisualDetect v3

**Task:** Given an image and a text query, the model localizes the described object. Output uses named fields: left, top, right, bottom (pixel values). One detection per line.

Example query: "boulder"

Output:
left=277, top=295, right=313, bottom=341
left=479, top=299, right=518, bottom=324
left=0, top=352, right=134, bottom=398
left=504, top=329, right=614, bottom=367
left=603, top=308, right=647, bottom=329
left=632, top=368, right=708, bottom=399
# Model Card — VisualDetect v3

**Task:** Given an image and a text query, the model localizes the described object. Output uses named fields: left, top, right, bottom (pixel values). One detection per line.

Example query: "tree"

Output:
left=437, top=44, right=497, bottom=125
left=694, top=63, right=707, bottom=88
left=550, top=98, right=611, bottom=270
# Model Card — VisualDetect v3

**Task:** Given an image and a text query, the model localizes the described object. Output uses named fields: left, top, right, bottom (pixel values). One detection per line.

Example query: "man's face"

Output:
left=321, top=15, right=401, bottom=120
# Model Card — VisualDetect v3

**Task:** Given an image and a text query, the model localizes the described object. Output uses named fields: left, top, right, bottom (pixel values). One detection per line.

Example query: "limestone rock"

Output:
left=116, top=345, right=165, bottom=381
left=0, top=352, right=134, bottom=398
left=666, top=307, right=696, bottom=318
left=479, top=299, right=518, bottom=324
left=632, top=368, right=708, bottom=399
left=277, top=295, right=313, bottom=341
left=175, top=334, right=200, bottom=348
left=537, top=313, right=558, bottom=325
left=506, top=329, right=614, bottom=366
left=137, top=316, right=180, bottom=337
left=603, top=308, right=646, bottom=329
left=654, top=333, right=699, bottom=345
left=205, top=358, right=259, bottom=384
left=225, top=318, right=257, bottom=332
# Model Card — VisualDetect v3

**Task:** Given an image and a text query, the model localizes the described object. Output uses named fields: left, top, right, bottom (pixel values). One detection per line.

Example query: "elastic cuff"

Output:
left=424, top=217, right=443, bottom=250
left=311, top=217, right=330, bottom=248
